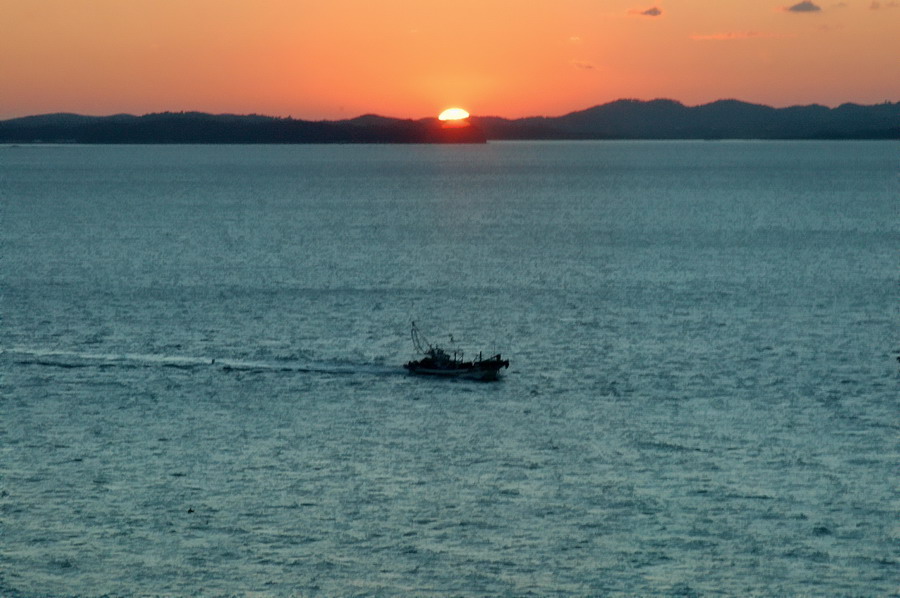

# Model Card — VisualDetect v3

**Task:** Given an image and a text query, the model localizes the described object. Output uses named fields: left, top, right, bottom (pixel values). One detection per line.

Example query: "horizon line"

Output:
left=3, top=97, right=898, bottom=124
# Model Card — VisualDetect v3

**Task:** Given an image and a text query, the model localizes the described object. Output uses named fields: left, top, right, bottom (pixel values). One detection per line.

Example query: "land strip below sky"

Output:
left=1, top=99, right=897, bottom=143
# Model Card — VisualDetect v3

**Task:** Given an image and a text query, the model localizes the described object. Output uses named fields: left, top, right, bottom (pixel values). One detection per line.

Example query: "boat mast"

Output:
left=410, top=322, right=432, bottom=355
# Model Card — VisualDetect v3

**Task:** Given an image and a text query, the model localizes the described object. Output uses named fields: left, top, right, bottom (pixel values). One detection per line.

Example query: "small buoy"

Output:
left=187, top=508, right=194, bottom=513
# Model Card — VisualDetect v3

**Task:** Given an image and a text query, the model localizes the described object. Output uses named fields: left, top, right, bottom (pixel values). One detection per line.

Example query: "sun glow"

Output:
left=438, top=107, right=470, bottom=121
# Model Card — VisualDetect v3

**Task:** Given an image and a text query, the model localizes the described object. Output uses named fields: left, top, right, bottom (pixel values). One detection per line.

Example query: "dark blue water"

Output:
left=1, top=141, right=897, bottom=596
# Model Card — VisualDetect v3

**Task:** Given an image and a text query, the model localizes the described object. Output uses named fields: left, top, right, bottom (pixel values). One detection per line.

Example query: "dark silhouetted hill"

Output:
left=0, top=112, right=487, bottom=144
left=473, top=99, right=899, bottom=139
left=1, top=100, right=897, bottom=143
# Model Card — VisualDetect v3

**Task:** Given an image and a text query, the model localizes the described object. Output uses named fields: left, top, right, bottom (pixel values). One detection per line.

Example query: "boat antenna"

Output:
left=410, top=321, right=431, bottom=354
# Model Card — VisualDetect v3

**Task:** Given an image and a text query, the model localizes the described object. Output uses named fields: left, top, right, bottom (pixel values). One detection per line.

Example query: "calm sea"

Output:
left=1, top=141, right=897, bottom=597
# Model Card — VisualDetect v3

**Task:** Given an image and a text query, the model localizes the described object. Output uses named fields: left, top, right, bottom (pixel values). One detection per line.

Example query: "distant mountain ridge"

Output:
left=473, top=99, right=899, bottom=140
left=0, top=112, right=487, bottom=144
left=1, top=99, right=897, bottom=143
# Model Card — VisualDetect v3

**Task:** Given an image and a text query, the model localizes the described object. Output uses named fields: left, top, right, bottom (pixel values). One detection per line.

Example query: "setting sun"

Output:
left=438, top=108, right=470, bottom=121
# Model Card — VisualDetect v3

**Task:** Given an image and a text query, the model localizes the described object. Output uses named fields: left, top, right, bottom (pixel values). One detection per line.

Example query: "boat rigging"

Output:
left=404, top=322, right=509, bottom=381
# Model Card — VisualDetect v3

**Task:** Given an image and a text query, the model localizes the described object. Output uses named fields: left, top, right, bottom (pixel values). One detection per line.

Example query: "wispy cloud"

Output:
left=869, top=1, right=900, bottom=9
left=629, top=6, right=662, bottom=16
left=690, top=31, right=787, bottom=41
left=572, top=60, right=596, bottom=70
left=783, top=1, right=822, bottom=11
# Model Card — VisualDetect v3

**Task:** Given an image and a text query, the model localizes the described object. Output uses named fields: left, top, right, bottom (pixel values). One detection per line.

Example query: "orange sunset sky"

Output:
left=1, top=0, right=898, bottom=120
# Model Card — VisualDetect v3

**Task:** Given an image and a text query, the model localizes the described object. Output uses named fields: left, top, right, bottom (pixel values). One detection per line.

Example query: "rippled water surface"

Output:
left=1, top=141, right=897, bottom=596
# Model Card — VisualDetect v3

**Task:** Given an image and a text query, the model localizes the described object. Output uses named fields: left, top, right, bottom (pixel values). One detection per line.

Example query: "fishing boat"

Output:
left=404, top=322, right=509, bottom=380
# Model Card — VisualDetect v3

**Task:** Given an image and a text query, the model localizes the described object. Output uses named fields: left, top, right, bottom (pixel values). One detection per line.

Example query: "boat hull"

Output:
left=404, top=365, right=505, bottom=381
left=404, top=355, right=509, bottom=381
